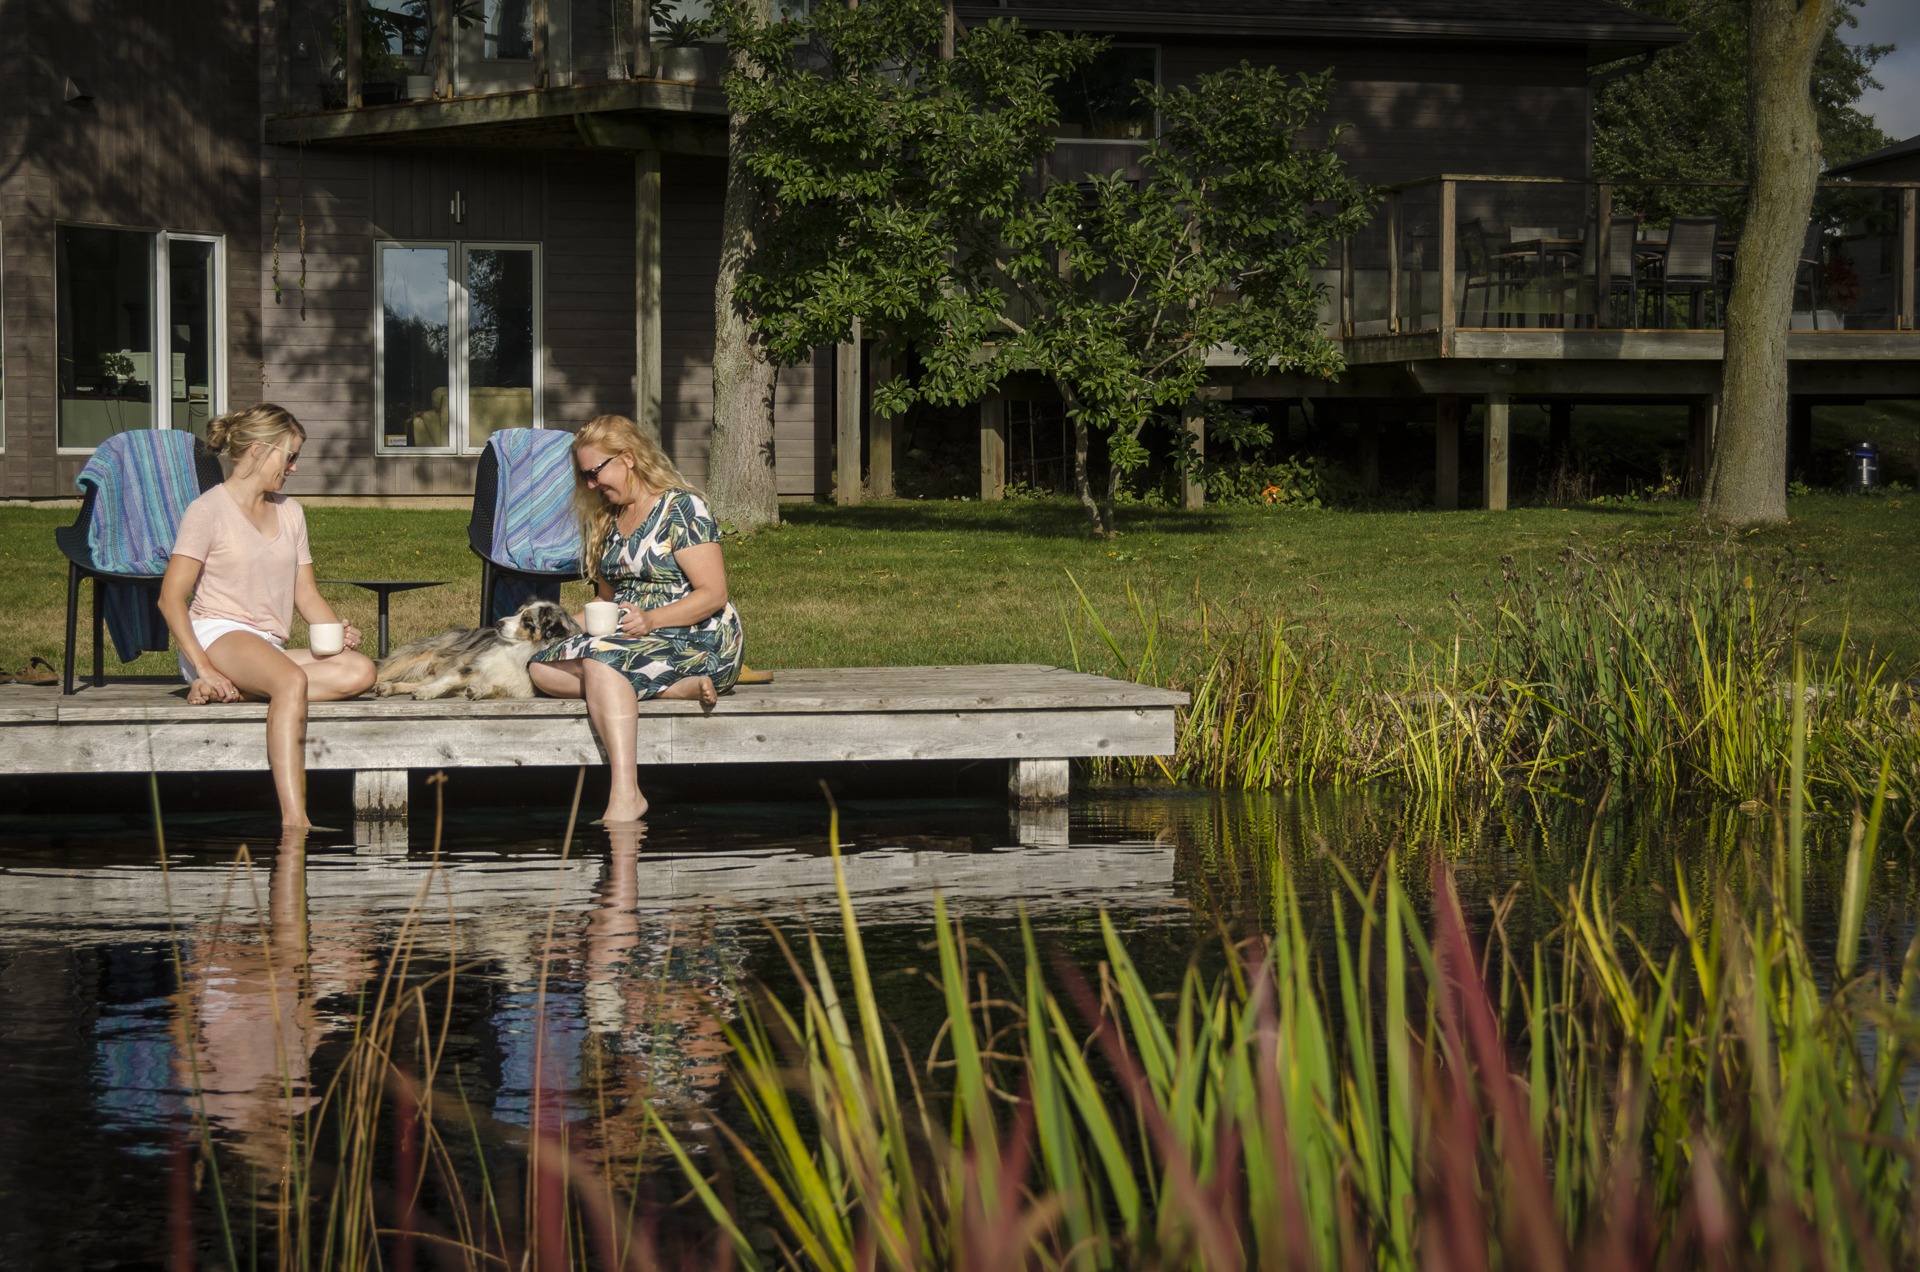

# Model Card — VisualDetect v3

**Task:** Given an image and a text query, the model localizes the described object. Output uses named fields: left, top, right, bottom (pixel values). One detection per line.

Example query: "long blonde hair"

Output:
left=571, top=414, right=693, bottom=583
left=205, top=403, right=304, bottom=463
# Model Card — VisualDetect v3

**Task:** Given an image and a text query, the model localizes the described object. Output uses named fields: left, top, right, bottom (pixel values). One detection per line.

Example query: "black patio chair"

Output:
left=1561, top=215, right=1643, bottom=327
left=1653, top=215, right=1724, bottom=328
left=468, top=428, right=583, bottom=626
left=54, top=431, right=224, bottom=695
left=1457, top=219, right=1532, bottom=327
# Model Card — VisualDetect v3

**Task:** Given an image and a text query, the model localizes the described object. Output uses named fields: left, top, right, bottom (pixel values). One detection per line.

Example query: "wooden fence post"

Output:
left=868, top=351, right=896, bottom=498
left=835, top=321, right=862, bottom=505
left=1483, top=391, right=1509, bottom=511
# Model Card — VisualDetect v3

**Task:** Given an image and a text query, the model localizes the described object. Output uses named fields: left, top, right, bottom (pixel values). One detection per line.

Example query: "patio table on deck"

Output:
left=318, top=579, right=448, bottom=657
left=1495, top=235, right=1738, bottom=329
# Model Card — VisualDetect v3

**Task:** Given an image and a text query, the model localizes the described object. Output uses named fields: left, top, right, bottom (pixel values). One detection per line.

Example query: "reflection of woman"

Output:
left=529, top=415, right=745, bottom=823
left=158, top=405, right=376, bottom=829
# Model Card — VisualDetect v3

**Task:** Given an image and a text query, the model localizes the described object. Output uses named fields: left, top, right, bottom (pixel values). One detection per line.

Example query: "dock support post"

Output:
left=1435, top=395, right=1462, bottom=510
left=1008, top=758, right=1069, bottom=807
left=635, top=149, right=663, bottom=444
left=869, top=351, right=896, bottom=499
left=980, top=396, right=1006, bottom=501
left=835, top=321, right=862, bottom=505
left=1182, top=396, right=1206, bottom=509
left=353, top=770, right=407, bottom=822
left=1483, top=391, right=1509, bottom=510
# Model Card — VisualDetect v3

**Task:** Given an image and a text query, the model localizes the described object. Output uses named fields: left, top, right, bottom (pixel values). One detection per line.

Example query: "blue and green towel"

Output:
left=76, top=430, right=209, bottom=663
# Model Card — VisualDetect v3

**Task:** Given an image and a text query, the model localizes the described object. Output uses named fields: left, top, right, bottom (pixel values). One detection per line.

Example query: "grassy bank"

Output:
left=1, top=492, right=1915, bottom=680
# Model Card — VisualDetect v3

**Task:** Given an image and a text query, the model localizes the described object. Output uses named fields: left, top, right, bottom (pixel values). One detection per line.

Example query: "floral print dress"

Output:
left=531, top=489, right=744, bottom=698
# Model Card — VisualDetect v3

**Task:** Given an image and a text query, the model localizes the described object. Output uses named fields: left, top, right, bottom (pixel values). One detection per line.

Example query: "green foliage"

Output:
left=650, top=754, right=1920, bottom=1270
left=1594, top=0, right=1893, bottom=221
left=714, top=0, right=1371, bottom=534
left=1202, top=456, right=1335, bottom=509
left=1078, top=531, right=1918, bottom=802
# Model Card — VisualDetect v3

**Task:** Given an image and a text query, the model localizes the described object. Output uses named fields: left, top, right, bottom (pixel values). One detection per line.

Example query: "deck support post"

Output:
left=835, top=322, right=862, bottom=505
left=869, top=351, right=896, bottom=499
left=980, top=395, right=1006, bottom=501
left=1435, top=394, right=1462, bottom=510
left=1182, top=396, right=1206, bottom=509
left=1009, top=758, right=1070, bottom=807
left=1900, top=188, right=1916, bottom=331
left=1687, top=394, right=1719, bottom=493
left=635, top=149, right=662, bottom=443
left=1483, top=391, right=1510, bottom=510
left=353, top=769, right=408, bottom=822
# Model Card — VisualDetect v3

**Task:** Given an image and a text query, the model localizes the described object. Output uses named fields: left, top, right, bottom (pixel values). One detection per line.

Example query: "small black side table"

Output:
left=319, top=579, right=448, bottom=658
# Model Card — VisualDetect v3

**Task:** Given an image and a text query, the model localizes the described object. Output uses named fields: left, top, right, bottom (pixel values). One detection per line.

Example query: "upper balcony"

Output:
left=264, top=0, right=726, bottom=152
left=1331, top=174, right=1919, bottom=367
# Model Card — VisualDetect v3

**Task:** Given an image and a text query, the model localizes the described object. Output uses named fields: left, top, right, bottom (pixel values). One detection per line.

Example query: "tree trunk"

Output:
left=707, top=0, right=780, bottom=531
left=1702, top=0, right=1832, bottom=525
left=1062, top=386, right=1108, bottom=536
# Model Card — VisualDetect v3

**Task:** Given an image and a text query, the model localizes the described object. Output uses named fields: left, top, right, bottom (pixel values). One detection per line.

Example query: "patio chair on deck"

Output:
left=1563, top=215, right=1643, bottom=327
left=1457, top=219, right=1533, bottom=326
left=469, top=428, right=583, bottom=626
left=53, top=429, right=224, bottom=695
left=1652, top=215, right=1724, bottom=328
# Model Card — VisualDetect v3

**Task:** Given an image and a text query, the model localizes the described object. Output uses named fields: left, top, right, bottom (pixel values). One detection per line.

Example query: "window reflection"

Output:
left=380, top=245, right=452, bottom=449
left=466, top=247, right=537, bottom=443
left=1052, top=46, right=1157, bottom=141
left=483, top=0, right=533, bottom=59
left=168, top=240, right=218, bottom=439
left=57, top=227, right=155, bottom=448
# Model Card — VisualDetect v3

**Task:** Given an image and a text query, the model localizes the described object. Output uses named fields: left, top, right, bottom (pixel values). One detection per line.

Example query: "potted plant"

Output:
left=655, top=11, right=708, bottom=83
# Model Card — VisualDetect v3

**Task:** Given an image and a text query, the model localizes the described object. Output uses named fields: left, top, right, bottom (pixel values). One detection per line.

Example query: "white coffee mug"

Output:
left=583, top=600, right=621, bottom=637
left=309, top=622, right=345, bottom=656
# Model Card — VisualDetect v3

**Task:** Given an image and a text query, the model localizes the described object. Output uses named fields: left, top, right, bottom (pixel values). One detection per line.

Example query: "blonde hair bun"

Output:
left=206, top=403, right=304, bottom=460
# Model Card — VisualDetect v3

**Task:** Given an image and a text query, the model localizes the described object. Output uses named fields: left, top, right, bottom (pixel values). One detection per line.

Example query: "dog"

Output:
left=374, top=600, right=581, bottom=700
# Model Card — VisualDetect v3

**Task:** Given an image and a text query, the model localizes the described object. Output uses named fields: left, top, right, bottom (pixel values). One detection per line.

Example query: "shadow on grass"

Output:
left=778, top=498, right=1293, bottom=539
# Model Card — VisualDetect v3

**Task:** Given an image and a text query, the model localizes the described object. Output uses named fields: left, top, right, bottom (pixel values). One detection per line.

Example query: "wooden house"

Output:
left=1, top=0, right=1912, bottom=507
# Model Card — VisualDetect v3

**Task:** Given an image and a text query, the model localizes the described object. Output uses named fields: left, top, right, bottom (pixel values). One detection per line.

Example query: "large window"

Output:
left=378, top=241, right=540, bottom=453
left=1052, top=45, right=1157, bottom=141
left=483, top=0, right=533, bottom=59
left=56, top=225, right=225, bottom=451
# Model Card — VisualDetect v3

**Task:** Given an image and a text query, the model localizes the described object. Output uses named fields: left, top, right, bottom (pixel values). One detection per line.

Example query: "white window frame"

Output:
left=374, top=238, right=543, bottom=458
left=1, top=217, right=7, bottom=453
left=53, top=222, right=228, bottom=455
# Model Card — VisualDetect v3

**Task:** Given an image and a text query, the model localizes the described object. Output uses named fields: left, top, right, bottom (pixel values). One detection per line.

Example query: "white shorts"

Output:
left=178, top=617, right=284, bottom=683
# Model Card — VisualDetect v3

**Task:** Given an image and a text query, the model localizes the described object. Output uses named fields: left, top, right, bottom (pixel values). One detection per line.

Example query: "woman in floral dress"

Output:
left=528, top=414, right=745, bottom=822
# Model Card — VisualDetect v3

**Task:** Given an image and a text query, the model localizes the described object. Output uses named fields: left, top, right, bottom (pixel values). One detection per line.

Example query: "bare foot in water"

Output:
left=600, top=791, right=649, bottom=824
left=657, top=675, right=718, bottom=707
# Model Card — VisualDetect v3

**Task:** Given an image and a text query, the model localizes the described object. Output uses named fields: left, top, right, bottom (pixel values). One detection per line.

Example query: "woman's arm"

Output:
left=621, top=543, right=728, bottom=635
left=159, top=554, right=240, bottom=703
left=292, top=564, right=363, bottom=652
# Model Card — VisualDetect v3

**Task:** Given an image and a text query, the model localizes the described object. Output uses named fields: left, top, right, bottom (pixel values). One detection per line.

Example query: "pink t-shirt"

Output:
left=170, top=485, right=314, bottom=641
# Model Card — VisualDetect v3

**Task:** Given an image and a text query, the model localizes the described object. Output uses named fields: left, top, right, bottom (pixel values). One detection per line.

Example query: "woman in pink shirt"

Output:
left=158, top=404, right=376, bottom=829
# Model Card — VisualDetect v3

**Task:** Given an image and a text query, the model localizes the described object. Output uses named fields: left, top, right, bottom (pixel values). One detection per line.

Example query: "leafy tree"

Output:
left=715, top=0, right=1369, bottom=534
left=1594, top=0, right=1891, bottom=219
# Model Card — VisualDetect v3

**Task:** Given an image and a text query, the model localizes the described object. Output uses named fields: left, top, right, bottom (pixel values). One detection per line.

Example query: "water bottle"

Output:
left=1848, top=441, right=1879, bottom=493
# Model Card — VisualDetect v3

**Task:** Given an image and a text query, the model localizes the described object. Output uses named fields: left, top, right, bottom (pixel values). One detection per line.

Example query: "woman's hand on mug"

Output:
left=344, top=623, right=363, bottom=652
left=617, top=605, right=652, bottom=637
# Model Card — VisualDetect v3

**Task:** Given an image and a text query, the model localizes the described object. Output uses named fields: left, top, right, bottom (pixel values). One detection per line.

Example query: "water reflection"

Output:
left=0, top=786, right=1911, bottom=1266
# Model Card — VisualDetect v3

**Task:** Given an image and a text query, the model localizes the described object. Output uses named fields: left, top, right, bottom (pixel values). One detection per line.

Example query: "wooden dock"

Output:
left=0, top=665, right=1185, bottom=825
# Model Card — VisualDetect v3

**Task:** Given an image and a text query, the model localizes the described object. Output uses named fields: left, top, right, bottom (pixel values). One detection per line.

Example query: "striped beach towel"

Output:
left=488, top=429, right=581, bottom=574
left=76, top=429, right=208, bottom=662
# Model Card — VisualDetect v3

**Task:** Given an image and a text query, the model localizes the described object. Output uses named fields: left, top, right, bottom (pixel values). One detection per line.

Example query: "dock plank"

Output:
left=0, top=666, right=1186, bottom=795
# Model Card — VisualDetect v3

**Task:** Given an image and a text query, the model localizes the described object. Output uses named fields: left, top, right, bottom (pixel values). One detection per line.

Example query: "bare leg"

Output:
left=531, top=659, right=647, bottom=822
left=654, top=675, right=718, bottom=707
left=283, top=648, right=377, bottom=700
left=203, top=633, right=316, bottom=828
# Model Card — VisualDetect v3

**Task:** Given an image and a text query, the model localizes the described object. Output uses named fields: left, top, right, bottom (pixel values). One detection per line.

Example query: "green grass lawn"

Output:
left=3, top=492, right=1915, bottom=682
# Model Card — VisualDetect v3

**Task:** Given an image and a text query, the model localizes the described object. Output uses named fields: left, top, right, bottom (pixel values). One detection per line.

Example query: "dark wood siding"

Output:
left=0, top=0, right=263, bottom=499
left=661, top=155, right=820, bottom=497
left=1160, top=39, right=1591, bottom=183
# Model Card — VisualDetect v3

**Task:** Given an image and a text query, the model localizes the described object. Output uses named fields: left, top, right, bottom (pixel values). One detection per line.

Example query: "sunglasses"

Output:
left=580, top=453, right=624, bottom=483
left=263, top=440, right=302, bottom=466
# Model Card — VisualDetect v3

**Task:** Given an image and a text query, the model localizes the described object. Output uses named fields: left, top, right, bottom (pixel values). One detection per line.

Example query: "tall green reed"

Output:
left=656, top=744, right=1920, bottom=1270
left=1072, top=531, right=1917, bottom=806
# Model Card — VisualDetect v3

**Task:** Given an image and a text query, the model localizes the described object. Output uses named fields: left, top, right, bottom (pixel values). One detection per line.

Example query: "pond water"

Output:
left=0, top=782, right=1904, bottom=1268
